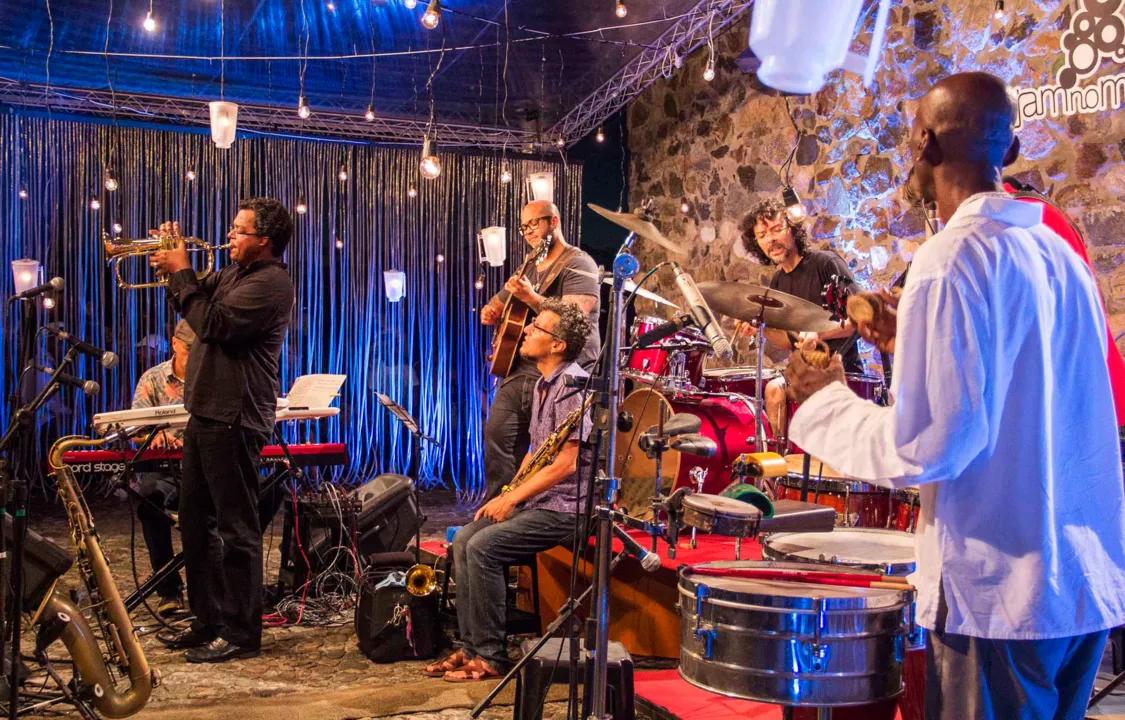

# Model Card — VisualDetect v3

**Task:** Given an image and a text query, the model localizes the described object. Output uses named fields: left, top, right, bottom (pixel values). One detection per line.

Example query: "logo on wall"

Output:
left=1014, top=0, right=1125, bottom=127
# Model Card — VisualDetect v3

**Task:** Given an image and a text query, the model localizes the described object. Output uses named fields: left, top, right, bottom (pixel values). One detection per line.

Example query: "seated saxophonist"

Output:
left=428, top=299, right=594, bottom=682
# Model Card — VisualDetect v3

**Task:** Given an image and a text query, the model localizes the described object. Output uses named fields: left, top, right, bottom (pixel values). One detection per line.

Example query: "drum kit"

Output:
left=578, top=203, right=924, bottom=720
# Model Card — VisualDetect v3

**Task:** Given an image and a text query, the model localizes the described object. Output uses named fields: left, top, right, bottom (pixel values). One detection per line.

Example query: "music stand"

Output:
left=375, top=393, right=439, bottom=561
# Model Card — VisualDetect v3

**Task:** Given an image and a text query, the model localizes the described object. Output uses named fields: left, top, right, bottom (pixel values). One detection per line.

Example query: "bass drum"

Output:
left=614, top=387, right=763, bottom=520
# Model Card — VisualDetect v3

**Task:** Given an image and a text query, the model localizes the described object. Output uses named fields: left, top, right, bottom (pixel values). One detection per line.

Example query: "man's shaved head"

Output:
left=908, top=72, right=1017, bottom=218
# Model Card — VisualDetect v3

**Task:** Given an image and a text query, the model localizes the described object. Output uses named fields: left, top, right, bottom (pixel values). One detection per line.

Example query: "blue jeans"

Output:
left=451, top=508, right=581, bottom=670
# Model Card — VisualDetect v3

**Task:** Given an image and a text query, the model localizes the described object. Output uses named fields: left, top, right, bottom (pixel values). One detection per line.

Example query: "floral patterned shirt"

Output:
left=132, top=359, right=186, bottom=447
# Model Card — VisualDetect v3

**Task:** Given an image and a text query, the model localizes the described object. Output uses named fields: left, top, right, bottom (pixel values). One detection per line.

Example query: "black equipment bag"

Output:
left=355, top=552, right=439, bottom=663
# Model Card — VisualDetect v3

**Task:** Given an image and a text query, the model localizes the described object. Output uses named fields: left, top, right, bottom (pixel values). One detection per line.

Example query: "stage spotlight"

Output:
left=782, top=186, right=806, bottom=222
left=421, top=0, right=441, bottom=29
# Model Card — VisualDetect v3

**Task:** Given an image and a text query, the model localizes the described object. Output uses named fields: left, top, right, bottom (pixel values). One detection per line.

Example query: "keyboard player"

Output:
left=130, top=319, right=195, bottom=617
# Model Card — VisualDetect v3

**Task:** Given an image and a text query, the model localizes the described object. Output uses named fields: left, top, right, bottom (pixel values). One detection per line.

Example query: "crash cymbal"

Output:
left=566, top=267, right=680, bottom=308
left=697, top=281, right=840, bottom=333
left=588, top=203, right=687, bottom=256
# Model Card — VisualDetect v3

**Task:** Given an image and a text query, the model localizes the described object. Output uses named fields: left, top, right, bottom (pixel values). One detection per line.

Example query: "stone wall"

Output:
left=627, top=0, right=1125, bottom=366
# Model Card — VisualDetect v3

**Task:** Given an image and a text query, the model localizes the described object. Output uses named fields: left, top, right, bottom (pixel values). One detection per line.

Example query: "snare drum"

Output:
left=777, top=455, right=894, bottom=529
left=625, top=316, right=709, bottom=390
left=762, top=529, right=926, bottom=720
left=681, top=494, right=761, bottom=537
left=699, top=366, right=781, bottom=396
left=679, top=560, right=913, bottom=710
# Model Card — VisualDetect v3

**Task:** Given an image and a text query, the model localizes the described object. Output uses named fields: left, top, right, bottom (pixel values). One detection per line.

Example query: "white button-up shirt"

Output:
left=790, top=193, right=1125, bottom=640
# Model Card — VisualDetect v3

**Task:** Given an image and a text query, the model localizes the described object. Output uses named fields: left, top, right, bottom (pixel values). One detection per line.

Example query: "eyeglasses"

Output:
left=520, top=216, right=553, bottom=234
left=754, top=221, right=789, bottom=242
left=529, top=320, right=564, bottom=341
left=228, top=225, right=263, bottom=238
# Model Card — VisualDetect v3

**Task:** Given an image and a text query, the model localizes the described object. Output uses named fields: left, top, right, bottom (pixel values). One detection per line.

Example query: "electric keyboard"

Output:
left=62, top=443, right=349, bottom=475
left=91, top=400, right=339, bottom=434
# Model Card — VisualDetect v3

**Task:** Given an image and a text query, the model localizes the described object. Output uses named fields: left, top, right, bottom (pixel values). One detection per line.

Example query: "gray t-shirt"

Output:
left=495, top=246, right=602, bottom=379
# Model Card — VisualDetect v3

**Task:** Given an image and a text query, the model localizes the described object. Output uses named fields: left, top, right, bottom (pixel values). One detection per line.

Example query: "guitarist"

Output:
left=478, top=200, right=601, bottom=500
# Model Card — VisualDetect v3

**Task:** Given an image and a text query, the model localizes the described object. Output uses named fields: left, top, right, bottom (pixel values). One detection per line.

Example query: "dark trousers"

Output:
left=180, top=415, right=268, bottom=649
left=451, top=508, right=580, bottom=671
left=483, top=373, right=536, bottom=500
left=925, top=629, right=1109, bottom=720
left=136, top=473, right=182, bottom=598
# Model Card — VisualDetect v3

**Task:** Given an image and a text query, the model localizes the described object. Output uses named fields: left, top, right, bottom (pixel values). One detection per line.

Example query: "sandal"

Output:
left=422, top=649, right=468, bottom=677
left=442, top=657, right=503, bottom=683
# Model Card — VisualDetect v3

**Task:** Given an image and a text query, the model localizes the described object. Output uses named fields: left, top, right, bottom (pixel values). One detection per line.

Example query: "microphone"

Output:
left=45, top=326, right=119, bottom=369
left=670, top=433, right=719, bottom=458
left=38, top=366, right=100, bottom=396
left=13, top=277, right=64, bottom=301
left=672, top=264, right=733, bottom=360
left=634, top=314, right=692, bottom=348
left=611, top=525, right=661, bottom=572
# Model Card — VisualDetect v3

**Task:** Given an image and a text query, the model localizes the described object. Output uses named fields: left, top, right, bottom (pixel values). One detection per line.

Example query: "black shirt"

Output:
left=768, top=249, right=863, bottom=374
left=495, top=245, right=602, bottom=381
left=167, top=260, right=295, bottom=433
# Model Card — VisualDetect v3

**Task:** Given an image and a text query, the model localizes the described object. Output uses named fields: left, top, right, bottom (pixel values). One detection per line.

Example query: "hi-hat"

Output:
left=588, top=203, right=687, bottom=256
left=567, top=267, right=679, bottom=308
left=697, top=281, right=839, bottom=332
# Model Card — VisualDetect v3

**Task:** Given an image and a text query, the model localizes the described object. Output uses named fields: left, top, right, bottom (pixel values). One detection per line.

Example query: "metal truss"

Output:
left=548, top=0, right=754, bottom=146
left=0, top=77, right=536, bottom=148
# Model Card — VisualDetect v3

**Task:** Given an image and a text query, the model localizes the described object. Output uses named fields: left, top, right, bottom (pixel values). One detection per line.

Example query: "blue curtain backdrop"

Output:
left=0, top=110, right=583, bottom=500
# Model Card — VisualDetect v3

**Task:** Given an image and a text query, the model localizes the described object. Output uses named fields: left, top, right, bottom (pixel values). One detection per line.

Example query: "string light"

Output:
left=338, top=165, right=349, bottom=182
left=993, top=0, right=1007, bottom=21
left=474, top=274, right=484, bottom=290
left=104, top=174, right=118, bottom=192
left=296, top=195, right=308, bottom=215
left=500, top=167, right=513, bottom=184
left=404, top=0, right=417, bottom=8
left=421, top=0, right=441, bottom=29
left=143, top=11, right=156, bottom=32
left=18, top=189, right=27, bottom=200
left=365, top=104, right=376, bottom=122
left=420, top=137, right=441, bottom=179
left=407, top=185, right=418, bottom=198
left=615, top=2, right=627, bottom=18
left=89, top=198, right=101, bottom=211
left=113, top=222, right=123, bottom=233
left=436, top=252, right=445, bottom=263
left=335, top=238, right=344, bottom=250
left=186, top=169, right=197, bottom=181
left=298, top=95, right=311, bottom=119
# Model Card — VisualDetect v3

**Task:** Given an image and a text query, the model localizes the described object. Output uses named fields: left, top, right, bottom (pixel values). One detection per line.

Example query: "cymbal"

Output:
left=697, top=281, right=839, bottom=333
left=566, top=267, right=679, bottom=308
left=588, top=203, right=687, bottom=256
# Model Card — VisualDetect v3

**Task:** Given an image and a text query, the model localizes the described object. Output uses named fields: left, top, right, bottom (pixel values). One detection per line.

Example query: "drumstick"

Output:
left=695, top=570, right=916, bottom=592
left=688, top=566, right=913, bottom=587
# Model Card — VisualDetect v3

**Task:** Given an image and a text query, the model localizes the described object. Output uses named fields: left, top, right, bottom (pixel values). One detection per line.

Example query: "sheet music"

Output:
left=284, top=374, right=346, bottom=409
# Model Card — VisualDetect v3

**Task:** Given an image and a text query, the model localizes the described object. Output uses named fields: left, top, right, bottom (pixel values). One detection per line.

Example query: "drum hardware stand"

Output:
left=688, top=467, right=707, bottom=550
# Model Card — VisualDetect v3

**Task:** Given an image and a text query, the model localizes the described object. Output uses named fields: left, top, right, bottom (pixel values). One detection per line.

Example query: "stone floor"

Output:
left=15, top=488, right=577, bottom=719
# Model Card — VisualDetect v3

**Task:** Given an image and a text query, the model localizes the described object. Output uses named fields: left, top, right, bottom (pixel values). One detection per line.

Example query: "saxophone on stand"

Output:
left=26, top=435, right=157, bottom=718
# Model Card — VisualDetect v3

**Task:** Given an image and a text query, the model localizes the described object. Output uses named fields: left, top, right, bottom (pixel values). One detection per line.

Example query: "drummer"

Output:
left=784, top=72, right=1125, bottom=720
left=736, top=198, right=861, bottom=436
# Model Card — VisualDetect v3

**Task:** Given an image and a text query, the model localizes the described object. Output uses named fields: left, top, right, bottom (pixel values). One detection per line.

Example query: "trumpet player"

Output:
left=429, top=299, right=593, bottom=682
left=149, top=198, right=295, bottom=663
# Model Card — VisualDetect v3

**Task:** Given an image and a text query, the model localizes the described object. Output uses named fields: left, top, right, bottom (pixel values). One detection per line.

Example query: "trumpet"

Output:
left=405, top=564, right=438, bottom=597
left=103, top=233, right=231, bottom=290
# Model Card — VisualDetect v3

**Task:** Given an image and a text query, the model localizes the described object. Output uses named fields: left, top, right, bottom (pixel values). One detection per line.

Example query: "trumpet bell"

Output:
left=405, top=564, right=438, bottom=597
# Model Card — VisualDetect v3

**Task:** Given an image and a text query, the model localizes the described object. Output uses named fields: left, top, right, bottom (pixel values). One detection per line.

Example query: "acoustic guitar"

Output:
left=488, top=237, right=553, bottom=378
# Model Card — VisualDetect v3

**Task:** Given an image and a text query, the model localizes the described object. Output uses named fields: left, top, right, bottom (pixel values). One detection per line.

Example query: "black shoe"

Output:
left=155, top=627, right=215, bottom=650
left=184, top=638, right=260, bottom=664
left=157, top=594, right=185, bottom=617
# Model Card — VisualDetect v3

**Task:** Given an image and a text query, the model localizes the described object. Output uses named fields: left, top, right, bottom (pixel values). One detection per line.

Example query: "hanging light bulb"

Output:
left=335, top=238, right=344, bottom=250
left=113, top=222, right=123, bottom=234
left=18, top=189, right=28, bottom=200
left=421, top=0, right=441, bottom=29
left=326, top=1, right=336, bottom=10
left=338, top=165, right=349, bottom=182
left=555, top=136, right=566, bottom=148
left=595, top=127, right=606, bottom=143
left=104, top=174, right=118, bottom=192
left=420, top=137, right=441, bottom=179
left=89, top=198, right=101, bottom=211
left=703, top=60, right=716, bottom=82
left=365, top=104, right=376, bottom=122
left=436, top=252, right=445, bottom=264
left=296, top=195, right=308, bottom=215
left=186, top=169, right=197, bottom=181
left=615, top=2, right=627, bottom=18
left=404, top=0, right=417, bottom=8
left=298, top=95, right=311, bottom=119
left=680, top=201, right=690, bottom=214
left=407, top=185, right=418, bottom=198
left=42, top=296, right=55, bottom=310
left=781, top=186, right=806, bottom=222
left=142, top=11, right=156, bottom=32
left=474, top=274, right=485, bottom=290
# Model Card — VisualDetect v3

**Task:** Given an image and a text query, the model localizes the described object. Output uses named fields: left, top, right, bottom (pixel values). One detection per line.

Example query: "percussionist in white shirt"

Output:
left=784, top=71, right=1125, bottom=719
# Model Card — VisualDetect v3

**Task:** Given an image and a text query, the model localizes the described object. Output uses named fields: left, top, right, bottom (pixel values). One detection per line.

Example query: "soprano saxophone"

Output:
left=31, top=435, right=157, bottom=718
left=502, top=393, right=596, bottom=495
